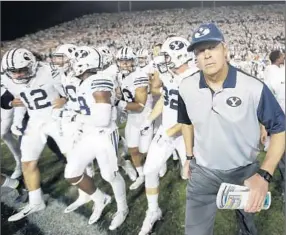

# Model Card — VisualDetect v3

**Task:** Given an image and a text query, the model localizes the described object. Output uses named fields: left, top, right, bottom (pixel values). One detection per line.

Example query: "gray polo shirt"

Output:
left=178, top=64, right=285, bottom=170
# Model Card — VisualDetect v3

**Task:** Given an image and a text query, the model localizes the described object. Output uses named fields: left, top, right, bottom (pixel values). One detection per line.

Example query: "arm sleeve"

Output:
left=177, top=93, right=192, bottom=125
left=91, top=78, right=114, bottom=92
left=257, top=84, right=285, bottom=134
left=13, top=107, right=27, bottom=126
left=134, top=76, right=149, bottom=89
left=1, top=89, right=14, bottom=110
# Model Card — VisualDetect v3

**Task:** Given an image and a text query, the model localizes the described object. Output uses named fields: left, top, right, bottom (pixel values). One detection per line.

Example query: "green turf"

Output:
left=1, top=142, right=285, bottom=235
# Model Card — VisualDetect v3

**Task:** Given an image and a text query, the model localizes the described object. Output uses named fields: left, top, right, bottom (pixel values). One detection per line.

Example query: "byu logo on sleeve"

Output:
left=194, top=27, right=211, bottom=38
left=226, top=97, right=242, bottom=107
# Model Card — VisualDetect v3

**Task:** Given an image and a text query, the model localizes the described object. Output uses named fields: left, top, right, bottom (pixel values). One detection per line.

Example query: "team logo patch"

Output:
left=169, top=41, right=185, bottom=50
left=194, top=27, right=210, bottom=39
left=226, top=97, right=242, bottom=107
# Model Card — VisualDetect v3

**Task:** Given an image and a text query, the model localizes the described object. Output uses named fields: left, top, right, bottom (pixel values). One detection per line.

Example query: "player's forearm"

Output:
left=150, top=82, right=162, bottom=96
left=151, top=87, right=162, bottom=96
left=148, top=96, right=163, bottom=121
left=261, top=131, right=285, bottom=175
left=166, top=123, right=182, bottom=137
left=125, top=90, right=148, bottom=112
left=181, top=124, right=194, bottom=156
left=150, top=72, right=162, bottom=96
left=13, top=107, right=27, bottom=126
left=125, top=102, right=145, bottom=112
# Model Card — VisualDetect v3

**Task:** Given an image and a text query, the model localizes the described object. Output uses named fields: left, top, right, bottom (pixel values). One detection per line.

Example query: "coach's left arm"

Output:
left=257, top=84, right=285, bottom=175
left=244, top=84, right=285, bottom=213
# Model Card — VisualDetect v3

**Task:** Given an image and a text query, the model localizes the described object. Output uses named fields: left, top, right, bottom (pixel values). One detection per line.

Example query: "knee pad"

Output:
left=64, top=162, right=85, bottom=179
left=145, top=172, right=159, bottom=189
left=101, top=170, right=117, bottom=183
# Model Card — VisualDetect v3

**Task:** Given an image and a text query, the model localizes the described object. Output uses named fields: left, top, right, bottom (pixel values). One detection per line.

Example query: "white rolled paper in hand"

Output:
left=216, top=183, right=271, bottom=210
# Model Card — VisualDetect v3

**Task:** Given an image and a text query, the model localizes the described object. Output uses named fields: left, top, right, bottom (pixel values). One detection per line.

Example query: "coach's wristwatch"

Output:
left=186, top=155, right=195, bottom=161
left=257, top=169, right=273, bottom=183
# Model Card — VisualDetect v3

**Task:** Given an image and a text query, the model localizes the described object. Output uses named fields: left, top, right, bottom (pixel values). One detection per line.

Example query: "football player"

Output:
left=137, top=49, right=153, bottom=75
left=1, top=48, right=67, bottom=221
left=1, top=85, right=22, bottom=179
left=50, top=44, right=81, bottom=154
left=138, top=37, right=198, bottom=235
left=50, top=44, right=99, bottom=213
left=98, top=46, right=137, bottom=182
left=64, top=47, right=128, bottom=230
left=116, top=47, right=154, bottom=190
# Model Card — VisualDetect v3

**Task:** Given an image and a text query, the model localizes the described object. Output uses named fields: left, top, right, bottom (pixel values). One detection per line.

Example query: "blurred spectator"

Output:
left=1, top=3, right=284, bottom=80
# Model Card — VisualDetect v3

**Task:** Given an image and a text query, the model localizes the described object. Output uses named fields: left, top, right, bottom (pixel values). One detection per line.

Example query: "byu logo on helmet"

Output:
left=169, top=41, right=185, bottom=50
left=194, top=27, right=211, bottom=39
left=226, top=97, right=242, bottom=107
left=23, top=52, right=31, bottom=60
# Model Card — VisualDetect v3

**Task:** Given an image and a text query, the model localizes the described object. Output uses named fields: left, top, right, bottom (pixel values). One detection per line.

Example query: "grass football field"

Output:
left=1, top=138, right=285, bottom=235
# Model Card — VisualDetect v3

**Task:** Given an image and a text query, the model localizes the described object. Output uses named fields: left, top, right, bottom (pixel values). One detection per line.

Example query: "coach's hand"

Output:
left=11, top=98, right=24, bottom=107
left=244, top=173, right=269, bottom=213
left=260, top=126, right=268, bottom=145
left=53, top=97, right=67, bottom=109
left=182, top=160, right=192, bottom=179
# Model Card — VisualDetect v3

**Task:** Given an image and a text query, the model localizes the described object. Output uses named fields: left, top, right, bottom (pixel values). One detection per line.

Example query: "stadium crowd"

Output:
left=2, top=3, right=285, bottom=63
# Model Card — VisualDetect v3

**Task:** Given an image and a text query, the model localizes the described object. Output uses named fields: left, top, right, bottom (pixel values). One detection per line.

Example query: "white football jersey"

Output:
left=76, top=73, right=117, bottom=133
left=161, top=67, right=199, bottom=130
left=2, top=63, right=66, bottom=121
left=161, top=73, right=179, bottom=130
left=60, top=71, right=81, bottom=112
left=117, top=68, right=153, bottom=125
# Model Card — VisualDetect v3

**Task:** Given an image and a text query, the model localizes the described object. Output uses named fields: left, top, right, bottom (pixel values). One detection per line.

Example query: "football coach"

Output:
left=178, top=23, right=285, bottom=235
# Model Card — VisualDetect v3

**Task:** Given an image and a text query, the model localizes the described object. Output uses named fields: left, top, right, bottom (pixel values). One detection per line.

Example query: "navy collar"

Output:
left=199, top=64, right=237, bottom=89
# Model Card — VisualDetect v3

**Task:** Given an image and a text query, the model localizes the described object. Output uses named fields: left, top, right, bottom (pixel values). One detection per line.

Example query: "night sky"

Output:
left=1, top=1, right=283, bottom=41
